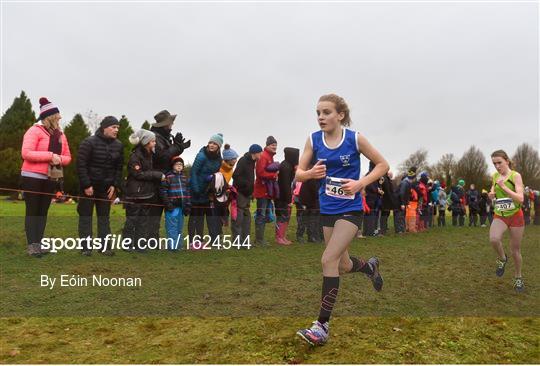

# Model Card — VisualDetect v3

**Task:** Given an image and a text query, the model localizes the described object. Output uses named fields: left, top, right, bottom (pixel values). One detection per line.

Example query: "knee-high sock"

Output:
left=318, top=276, right=340, bottom=324
left=349, top=256, right=374, bottom=275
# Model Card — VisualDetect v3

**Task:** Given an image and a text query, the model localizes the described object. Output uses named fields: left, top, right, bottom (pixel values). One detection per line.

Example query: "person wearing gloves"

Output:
left=231, top=144, right=263, bottom=244
left=253, top=136, right=279, bottom=245
left=77, top=116, right=123, bottom=256
left=275, top=147, right=299, bottom=245
left=160, top=156, right=191, bottom=251
left=188, top=133, right=223, bottom=244
left=149, top=110, right=191, bottom=241
left=122, top=129, right=164, bottom=252
left=20, top=97, right=71, bottom=257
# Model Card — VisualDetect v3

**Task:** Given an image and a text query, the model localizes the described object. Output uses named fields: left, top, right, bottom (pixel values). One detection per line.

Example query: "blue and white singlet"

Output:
left=311, top=128, right=363, bottom=215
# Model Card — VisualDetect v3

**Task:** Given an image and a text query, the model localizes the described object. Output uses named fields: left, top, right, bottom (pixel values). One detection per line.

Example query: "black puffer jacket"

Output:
left=277, top=147, right=300, bottom=204
left=124, top=145, right=163, bottom=200
left=233, top=152, right=256, bottom=197
left=77, top=130, right=124, bottom=190
left=151, top=127, right=184, bottom=173
left=381, top=174, right=398, bottom=210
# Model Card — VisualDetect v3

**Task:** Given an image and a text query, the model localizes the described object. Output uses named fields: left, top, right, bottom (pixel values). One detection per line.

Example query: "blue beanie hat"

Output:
left=222, top=144, right=239, bottom=161
left=249, top=144, right=263, bottom=154
left=209, top=133, right=224, bottom=148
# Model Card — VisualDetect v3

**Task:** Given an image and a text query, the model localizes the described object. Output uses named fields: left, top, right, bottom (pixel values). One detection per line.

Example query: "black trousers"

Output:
left=122, top=198, right=158, bottom=249
left=231, top=192, right=251, bottom=243
left=188, top=205, right=220, bottom=241
left=380, top=209, right=391, bottom=234
left=438, top=209, right=446, bottom=226
left=296, top=204, right=321, bottom=241
left=275, top=200, right=290, bottom=224
left=147, top=204, right=164, bottom=241
left=21, top=176, right=56, bottom=246
left=78, top=187, right=112, bottom=250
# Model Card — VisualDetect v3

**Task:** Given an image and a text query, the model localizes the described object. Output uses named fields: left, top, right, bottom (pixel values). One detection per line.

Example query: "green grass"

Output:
left=1, top=198, right=539, bottom=363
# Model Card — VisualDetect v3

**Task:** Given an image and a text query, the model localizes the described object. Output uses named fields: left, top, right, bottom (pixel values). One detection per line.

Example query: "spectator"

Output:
left=253, top=136, right=279, bottom=245
left=122, top=129, right=164, bottom=252
left=450, top=180, right=466, bottom=227
left=396, top=167, right=417, bottom=233
left=160, top=156, right=191, bottom=251
left=466, top=183, right=480, bottom=227
left=417, top=172, right=429, bottom=232
left=188, top=133, right=223, bottom=243
left=217, top=144, right=239, bottom=231
left=479, top=189, right=491, bottom=227
left=77, top=116, right=123, bottom=256
left=363, top=162, right=381, bottom=236
left=379, top=171, right=399, bottom=235
left=275, top=147, right=299, bottom=245
left=522, top=186, right=531, bottom=225
left=231, top=144, right=263, bottom=244
left=149, top=110, right=191, bottom=242
left=437, top=182, right=447, bottom=226
left=20, top=97, right=71, bottom=257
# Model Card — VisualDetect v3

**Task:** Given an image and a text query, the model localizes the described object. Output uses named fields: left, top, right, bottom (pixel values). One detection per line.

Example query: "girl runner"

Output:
left=295, top=94, right=389, bottom=346
left=488, top=150, right=526, bottom=292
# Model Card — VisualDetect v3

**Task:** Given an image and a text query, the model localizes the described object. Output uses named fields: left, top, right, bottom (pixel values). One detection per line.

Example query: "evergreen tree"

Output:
left=63, top=114, right=91, bottom=194
left=118, top=115, right=134, bottom=177
left=141, top=120, right=151, bottom=130
left=0, top=91, right=36, bottom=192
left=0, top=91, right=36, bottom=151
left=0, top=148, right=23, bottom=191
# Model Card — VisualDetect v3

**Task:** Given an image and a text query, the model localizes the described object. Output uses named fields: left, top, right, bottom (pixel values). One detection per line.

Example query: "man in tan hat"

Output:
left=149, top=109, right=191, bottom=241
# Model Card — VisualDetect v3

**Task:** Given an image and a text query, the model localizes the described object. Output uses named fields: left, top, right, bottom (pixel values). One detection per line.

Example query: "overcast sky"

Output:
left=1, top=1, right=538, bottom=174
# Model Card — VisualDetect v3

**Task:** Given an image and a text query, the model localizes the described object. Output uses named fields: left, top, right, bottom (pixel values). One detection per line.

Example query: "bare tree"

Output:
left=398, top=149, right=429, bottom=177
left=84, top=109, right=101, bottom=133
left=454, top=146, right=489, bottom=189
left=430, top=153, right=457, bottom=186
left=512, top=143, right=540, bottom=188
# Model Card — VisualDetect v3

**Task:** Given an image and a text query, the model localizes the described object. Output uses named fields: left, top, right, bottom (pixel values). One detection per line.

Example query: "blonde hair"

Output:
left=43, top=113, right=60, bottom=130
left=491, top=149, right=513, bottom=169
left=318, top=94, right=351, bottom=127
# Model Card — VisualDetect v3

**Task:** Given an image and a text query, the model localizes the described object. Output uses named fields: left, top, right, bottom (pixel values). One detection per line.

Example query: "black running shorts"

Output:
left=320, top=211, right=364, bottom=229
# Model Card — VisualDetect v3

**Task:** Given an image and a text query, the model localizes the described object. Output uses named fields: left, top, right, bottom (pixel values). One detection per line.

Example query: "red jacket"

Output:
left=254, top=148, right=278, bottom=199
left=418, top=181, right=428, bottom=208
left=21, top=123, right=71, bottom=175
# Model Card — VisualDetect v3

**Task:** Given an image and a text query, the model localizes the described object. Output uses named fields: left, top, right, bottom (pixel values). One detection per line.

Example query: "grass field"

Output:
left=1, top=198, right=539, bottom=363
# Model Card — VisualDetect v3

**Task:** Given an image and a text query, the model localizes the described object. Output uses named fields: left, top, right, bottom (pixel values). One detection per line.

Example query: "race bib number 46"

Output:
left=325, top=177, right=355, bottom=200
left=495, top=198, right=515, bottom=212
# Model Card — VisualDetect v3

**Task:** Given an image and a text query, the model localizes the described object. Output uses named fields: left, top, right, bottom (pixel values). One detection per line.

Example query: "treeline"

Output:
left=397, top=144, right=540, bottom=190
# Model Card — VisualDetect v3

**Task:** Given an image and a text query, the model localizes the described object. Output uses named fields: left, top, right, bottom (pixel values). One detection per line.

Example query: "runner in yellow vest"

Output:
left=488, top=150, right=525, bottom=292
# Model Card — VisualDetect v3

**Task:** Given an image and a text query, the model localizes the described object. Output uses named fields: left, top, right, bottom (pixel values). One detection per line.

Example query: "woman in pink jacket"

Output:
left=20, top=97, right=71, bottom=257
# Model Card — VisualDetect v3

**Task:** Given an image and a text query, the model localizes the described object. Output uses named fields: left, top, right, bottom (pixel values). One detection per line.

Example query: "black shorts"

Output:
left=320, top=211, right=364, bottom=229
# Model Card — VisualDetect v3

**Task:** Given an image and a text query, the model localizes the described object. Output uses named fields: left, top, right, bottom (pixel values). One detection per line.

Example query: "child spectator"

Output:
left=160, top=156, right=191, bottom=251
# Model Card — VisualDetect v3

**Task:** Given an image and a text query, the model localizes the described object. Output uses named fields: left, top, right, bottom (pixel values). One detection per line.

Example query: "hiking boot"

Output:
left=255, top=224, right=267, bottom=246
left=367, top=257, right=383, bottom=292
left=496, top=257, right=507, bottom=277
left=297, top=321, right=329, bottom=346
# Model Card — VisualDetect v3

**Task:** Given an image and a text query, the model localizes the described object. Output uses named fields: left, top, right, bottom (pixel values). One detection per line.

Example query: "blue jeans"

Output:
left=165, top=207, right=184, bottom=250
left=255, top=198, right=273, bottom=226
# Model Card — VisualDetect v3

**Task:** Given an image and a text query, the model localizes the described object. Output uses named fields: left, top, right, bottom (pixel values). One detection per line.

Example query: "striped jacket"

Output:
left=160, top=170, right=191, bottom=210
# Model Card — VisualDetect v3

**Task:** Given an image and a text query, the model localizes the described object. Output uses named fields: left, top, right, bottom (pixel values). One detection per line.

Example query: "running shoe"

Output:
left=297, top=321, right=329, bottom=346
left=495, top=257, right=507, bottom=277
left=367, top=257, right=383, bottom=291
left=513, top=277, right=525, bottom=293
